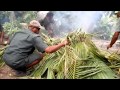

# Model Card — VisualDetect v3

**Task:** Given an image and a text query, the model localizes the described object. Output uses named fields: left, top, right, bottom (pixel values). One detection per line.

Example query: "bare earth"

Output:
left=0, top=65, right=18, bottom=79
left=0, top=45, right=20, bottom=79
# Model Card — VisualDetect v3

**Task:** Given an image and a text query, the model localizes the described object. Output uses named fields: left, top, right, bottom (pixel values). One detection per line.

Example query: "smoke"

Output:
left=53, top=11, right=105, bottom=37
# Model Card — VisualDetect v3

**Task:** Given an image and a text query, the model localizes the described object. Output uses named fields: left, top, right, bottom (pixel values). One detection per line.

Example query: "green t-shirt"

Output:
left=3, top=29, right=48, bottom=66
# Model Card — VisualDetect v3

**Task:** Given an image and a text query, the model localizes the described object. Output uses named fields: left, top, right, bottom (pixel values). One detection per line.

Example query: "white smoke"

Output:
left=53, top=11, right=105, bottom=35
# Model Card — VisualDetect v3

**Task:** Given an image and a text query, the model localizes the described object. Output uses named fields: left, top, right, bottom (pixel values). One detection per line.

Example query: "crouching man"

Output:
left=2, top=20, right=69, bottom=76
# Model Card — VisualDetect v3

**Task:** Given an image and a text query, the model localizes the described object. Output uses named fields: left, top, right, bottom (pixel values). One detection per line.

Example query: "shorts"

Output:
left=3, top=51, right=43, bottom=71
left=25, top=51, right=43, bottom=65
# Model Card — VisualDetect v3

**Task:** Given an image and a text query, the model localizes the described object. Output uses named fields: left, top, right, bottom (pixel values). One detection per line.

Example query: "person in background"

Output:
left=2, top=20, right=69, bottom=76
left=0, top=24, right=9, bottom=45
left=107, top=11, right=120, bottom=49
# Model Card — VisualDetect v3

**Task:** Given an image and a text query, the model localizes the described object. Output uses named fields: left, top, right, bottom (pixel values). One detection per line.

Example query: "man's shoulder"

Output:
left=32, top=34, right=40, bottom=39
left=20, top=29, right=33, bottom=35
left=24, top=29, right=40, bottom=38
left=17, top=29, right=40, bottom=38
left=14, top=29, right=32, bottom=37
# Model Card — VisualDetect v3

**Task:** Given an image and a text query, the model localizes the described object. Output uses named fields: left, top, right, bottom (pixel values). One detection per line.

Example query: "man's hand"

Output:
left=107, top=44, right=112, bottom=50
left=45, top=39, right=70, bottom=53
left=62, top=39, right=70, bottom=46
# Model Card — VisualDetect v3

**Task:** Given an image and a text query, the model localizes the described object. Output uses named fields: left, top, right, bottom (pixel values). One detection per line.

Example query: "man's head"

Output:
left=115, top=11, right=120, bottom=18
left=28, top=20, right=41, bottom=34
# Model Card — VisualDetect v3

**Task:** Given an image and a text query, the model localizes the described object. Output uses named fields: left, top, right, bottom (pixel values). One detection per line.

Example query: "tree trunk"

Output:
left=9, top=11, right=16, bottom=22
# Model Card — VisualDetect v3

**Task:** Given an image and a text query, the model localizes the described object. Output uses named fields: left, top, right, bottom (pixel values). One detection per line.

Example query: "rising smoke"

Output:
left=53, top=11, right=105, bottom=37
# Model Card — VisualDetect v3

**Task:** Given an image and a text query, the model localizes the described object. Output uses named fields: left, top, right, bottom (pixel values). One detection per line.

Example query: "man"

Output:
left=2, top=20, right=69, bottom=76
left=40, top=12, right=55, bottom=37
left=107, top=11, right=120, bottom=49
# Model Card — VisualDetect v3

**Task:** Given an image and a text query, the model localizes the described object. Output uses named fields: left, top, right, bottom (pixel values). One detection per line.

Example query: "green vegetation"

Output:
left=0, top=11, right=120, bottom=79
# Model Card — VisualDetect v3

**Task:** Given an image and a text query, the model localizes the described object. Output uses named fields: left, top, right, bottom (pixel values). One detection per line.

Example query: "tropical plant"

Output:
left=92, top=11, right=118, bottom=40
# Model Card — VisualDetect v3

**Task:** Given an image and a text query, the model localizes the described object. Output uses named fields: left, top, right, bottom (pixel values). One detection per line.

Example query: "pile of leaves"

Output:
left=1, top=29, right=120, bottom=79
left=0, top=46, right=7, bottom=68
left=30, top=30, right=120, bottom=79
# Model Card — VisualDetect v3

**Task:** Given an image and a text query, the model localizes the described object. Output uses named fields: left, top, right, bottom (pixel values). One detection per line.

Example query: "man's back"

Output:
left=3, top=28, right=48, bottom=69
left=3, top=29, right=38, bottom=65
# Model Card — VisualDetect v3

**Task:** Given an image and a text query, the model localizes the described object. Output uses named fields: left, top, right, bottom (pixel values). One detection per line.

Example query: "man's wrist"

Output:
left=58, top=43, right=65, bottom=47
left=110, top=44, right=112, bottom=47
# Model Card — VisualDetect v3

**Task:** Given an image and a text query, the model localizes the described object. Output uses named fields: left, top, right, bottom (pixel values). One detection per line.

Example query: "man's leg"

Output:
left=9, top=65, right=27, bottom=77
left=11, top=52, right=43, bottom=76
left=26, top=59, right=40, bottom=68
left=25, top=51, right=44, bottom=69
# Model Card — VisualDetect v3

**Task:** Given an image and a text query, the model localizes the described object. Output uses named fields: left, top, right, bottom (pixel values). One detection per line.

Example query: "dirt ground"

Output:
left=0, top=39, right=120, bottom=79
left=92, top=39, right=120, bottom=54
left=0, top=65, right=18, bottom=79
left=0, top=45, right=20, bottom=79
